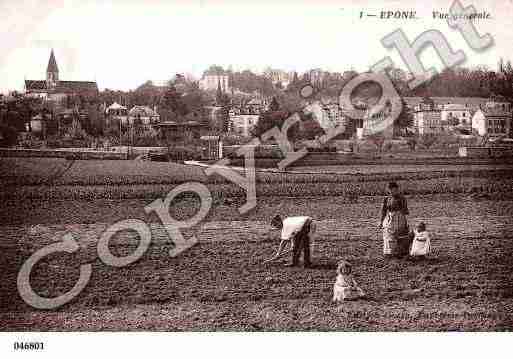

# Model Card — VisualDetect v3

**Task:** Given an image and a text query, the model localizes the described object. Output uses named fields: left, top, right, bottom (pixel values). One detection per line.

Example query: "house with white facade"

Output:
left=440, top=103, right=473, bottom=129
left=105, top=102, right=128, bottom=125
left=228, top=103, right=261, bottom=137
left=128, top=105, right=160, bottom=126
left=230, top=113, right=259, bottom=137
left=471, top=100, right=512, bottom=137
left=412, top=98, right=443, bottom=135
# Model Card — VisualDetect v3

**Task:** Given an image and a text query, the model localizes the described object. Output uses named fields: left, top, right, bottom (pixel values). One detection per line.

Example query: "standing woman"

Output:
left=379, top=182, right=410, bottom=257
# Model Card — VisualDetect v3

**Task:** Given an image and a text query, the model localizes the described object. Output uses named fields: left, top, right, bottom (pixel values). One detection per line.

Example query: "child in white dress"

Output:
left=410, top=222, right=431, bottom=258
left=332, top=260, right=365, bottom=302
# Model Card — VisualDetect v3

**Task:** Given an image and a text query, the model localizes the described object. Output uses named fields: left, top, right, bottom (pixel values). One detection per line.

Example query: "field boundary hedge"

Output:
left=2, top=167, right=513, bottom=187
left=2, top=176, right=512, bottom=201
left=0, top=148, right=127, bottom=160
left=227, top=155, right=513, bottom=168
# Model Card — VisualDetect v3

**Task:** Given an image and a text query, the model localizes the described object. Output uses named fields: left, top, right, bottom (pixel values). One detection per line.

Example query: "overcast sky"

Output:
left=1, top=0, right=512, bottom=92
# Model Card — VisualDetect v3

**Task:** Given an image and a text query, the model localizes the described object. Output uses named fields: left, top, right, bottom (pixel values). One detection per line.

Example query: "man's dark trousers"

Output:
left=291, top=219, right=312, bottom=267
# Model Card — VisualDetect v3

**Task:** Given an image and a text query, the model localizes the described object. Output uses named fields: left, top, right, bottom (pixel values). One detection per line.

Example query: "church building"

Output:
left=24, top=49, right=98, bottom=101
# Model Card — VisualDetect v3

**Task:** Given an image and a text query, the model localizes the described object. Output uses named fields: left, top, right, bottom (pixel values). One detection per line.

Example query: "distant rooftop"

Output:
left=128, top=105, right=159, bottom=117
left=24, top=79, right=98, bottom=93
left=403, top=97, right=490, bottom=108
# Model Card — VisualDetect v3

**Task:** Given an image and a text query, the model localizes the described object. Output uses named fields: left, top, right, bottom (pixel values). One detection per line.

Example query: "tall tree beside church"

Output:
left=85, top=103, right=104, bottom=137
left=498, top=58, right=513, bottom=101
left=215, top=80, right=230, bottom=133
left=252, top=96, right=301, bottom=142
left=394, top=98, right=414, bottom=136
left=160, top=85, right=187, bottom=118
left=292, top=72, right=299, bottom=84
left=131, top=80, right=160, bottom=106
left=269, top=96, right=280, bottom=112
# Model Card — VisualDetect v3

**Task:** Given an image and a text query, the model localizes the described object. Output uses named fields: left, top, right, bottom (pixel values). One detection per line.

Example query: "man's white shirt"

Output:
left=281, top=216, right=312, bottom=240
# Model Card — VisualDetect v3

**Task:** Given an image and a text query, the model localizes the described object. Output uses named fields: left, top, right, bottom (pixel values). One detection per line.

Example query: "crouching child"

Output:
left=333, top=260, right=365, bottom=302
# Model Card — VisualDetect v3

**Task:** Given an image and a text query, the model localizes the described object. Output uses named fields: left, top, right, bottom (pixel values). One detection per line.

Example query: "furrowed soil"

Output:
left=1, top=195, right=513, bottom=331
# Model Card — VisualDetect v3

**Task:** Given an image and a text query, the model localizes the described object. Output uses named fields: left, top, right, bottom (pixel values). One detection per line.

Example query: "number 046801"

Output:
left=13, top=342, right=44, bottom=350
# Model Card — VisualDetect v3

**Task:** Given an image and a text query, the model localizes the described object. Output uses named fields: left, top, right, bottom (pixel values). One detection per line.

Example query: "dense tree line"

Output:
left=229, top=70, right=275, bottom=97
left=251, top=96, right=325, bottom=142
left=405, top=61, right=513, bottom=99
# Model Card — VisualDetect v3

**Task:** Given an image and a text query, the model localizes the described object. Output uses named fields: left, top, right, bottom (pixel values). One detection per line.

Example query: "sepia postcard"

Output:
left=1, top=0, right=512, bottom=357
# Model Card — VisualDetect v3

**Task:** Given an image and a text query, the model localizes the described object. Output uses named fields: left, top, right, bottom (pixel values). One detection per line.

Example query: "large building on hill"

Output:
left=24, top=49, right=98, bottom=101
left=263, top=68, right=294, bottom=88
left=199, top=67, right=230, bottom=92
left=307, top=68, right=327, bottom=86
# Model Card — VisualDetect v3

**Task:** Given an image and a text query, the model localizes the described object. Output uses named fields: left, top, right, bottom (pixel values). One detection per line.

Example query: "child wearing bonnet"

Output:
left=410, top=222, right=431, bottom=258
left=332, top=260, right=365, bottom=302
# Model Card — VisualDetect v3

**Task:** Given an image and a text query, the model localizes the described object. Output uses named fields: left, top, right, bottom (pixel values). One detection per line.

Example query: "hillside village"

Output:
left=1, top=50, right=512, bottom=156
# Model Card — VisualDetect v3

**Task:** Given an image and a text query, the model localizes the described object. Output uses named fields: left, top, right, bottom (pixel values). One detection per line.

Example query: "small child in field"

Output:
left=332, top=260, right=365, bottom=302
left=409, top=222, right=431, bottom=258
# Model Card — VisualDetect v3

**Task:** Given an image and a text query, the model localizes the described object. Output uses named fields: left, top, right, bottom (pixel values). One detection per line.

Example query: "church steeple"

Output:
left=46, top=49, right=59, bottom=88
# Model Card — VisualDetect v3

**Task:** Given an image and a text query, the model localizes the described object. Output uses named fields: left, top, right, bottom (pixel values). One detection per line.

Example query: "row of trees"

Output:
left=286, top=64, right=513, bottom=107
left=295, top=60, right=513, bottom=101
left=410, top=61, right=513, bottom=99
